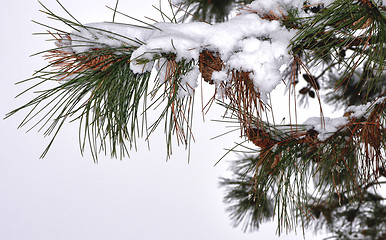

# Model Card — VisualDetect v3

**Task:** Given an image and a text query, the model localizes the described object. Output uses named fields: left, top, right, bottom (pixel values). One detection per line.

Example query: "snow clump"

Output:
left=304, top=117, right=349, bottom=141
left=345, top=97, right=385, bottom=118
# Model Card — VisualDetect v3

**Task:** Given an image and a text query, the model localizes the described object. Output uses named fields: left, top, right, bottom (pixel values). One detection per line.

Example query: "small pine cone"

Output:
left=304, top=129, right=319, bottom=144
left=199, top=50, right=223, bottom=84
left=246, top=127, right=274, bottom=148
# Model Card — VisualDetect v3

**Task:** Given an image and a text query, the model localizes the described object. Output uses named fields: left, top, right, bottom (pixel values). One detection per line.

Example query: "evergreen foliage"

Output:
left=6, top=0, right=385, bottom=238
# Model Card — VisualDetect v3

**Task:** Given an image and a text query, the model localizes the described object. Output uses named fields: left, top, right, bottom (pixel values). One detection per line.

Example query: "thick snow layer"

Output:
left=226, top=28, right=295, bottom=94
left=61, top=1, right=303, bottom=98
left=304, top=117, right=349, bottom=141
left=130, top=13, right=289, bottom=68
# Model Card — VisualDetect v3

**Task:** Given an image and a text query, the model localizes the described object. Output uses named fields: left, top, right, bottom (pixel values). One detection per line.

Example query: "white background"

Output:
left=0, top=1, right=327, bottom=239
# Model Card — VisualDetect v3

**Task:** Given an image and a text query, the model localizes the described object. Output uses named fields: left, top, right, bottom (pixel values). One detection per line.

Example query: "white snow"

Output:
left=212, top=70, right=228, bottom=85
left=345, top=97, right=385, bottom=118
left=68, top=22, right=155, bottom=53
left=304, top=117, right=349, bottom=141
left=212, top=70, right=229, bottom=99
left=178, top=66, right=200, bottom=98
left=226, top=28, right=295, bottom=95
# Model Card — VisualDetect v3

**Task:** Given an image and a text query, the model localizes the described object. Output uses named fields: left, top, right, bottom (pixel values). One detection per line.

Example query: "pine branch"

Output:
left=6, top=2, right=196, bottom=160
left=219, top=96, right=385, bottom=232
left=7, top=1, right=386, bottom=236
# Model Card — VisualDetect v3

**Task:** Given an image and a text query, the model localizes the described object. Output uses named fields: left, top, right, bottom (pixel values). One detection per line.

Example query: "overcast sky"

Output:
left=0, top=1, right=327, bottom=239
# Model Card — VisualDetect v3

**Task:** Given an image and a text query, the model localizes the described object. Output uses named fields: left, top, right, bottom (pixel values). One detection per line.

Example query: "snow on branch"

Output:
left=59, top=12, right=295, bottom=97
